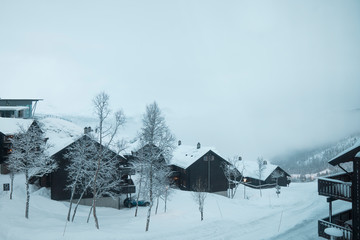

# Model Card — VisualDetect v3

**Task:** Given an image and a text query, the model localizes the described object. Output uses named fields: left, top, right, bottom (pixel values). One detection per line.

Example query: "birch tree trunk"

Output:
left=72, top=181, right=91, bottom=222
left=25, top=170, right=30, bottom=219
left=145, top=165, right=153, bottom=232
left=10, top=173, right=14, bottom=200
left=87, top=205, right=93, bottom=223
left=155, top=196, right=159, bottom=215
left=67, top=184, right=76, bottom=221
left=135, top=165, right=143, bottom=217
left=92, top=159, right=100, bottom=229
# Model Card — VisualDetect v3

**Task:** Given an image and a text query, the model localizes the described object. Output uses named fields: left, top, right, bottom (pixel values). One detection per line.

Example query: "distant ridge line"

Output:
left=35, top=114, right=73, bottom=123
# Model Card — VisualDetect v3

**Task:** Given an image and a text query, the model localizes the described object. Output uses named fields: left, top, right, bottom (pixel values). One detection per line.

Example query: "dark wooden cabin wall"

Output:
left=186, top=151, right=228, bottom=192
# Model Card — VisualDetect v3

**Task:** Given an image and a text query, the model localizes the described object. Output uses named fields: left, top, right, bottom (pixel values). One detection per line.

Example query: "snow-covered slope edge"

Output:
left=0, top=174, right=351, bottom=240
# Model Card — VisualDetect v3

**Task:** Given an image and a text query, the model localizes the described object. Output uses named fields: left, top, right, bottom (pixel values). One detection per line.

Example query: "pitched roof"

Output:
left=39, top=117, right=126, bottom=158
left=240, top=160, right=279, bottom=181
left=0, top=117, right=34, bottom=135
left=329, top=138, right=360, bottom=166
left=169, top=144, right=219, bottom=169
left=39, top=117, right=84, bottom=156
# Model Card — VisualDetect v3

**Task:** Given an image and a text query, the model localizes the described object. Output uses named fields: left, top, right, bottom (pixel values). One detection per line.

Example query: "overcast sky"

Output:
left=1, top=0, right=360, bottom=160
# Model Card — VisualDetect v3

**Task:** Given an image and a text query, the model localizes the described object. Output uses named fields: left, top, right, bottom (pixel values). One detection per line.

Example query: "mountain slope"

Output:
left=272, top=134, right=359, bottom=176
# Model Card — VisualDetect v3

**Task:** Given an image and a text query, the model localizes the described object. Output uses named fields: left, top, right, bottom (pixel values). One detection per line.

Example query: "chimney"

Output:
left=178, top=140, right=182, bottom=146
left=84, top=126, right=92, bottom=134
left=263, top=160, right=267, bottom=165
left=197, top=142, right=201, bottom=149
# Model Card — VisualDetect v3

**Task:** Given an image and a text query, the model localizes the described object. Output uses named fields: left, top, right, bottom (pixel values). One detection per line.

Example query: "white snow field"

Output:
left=0, top=174, right=351, bottom=240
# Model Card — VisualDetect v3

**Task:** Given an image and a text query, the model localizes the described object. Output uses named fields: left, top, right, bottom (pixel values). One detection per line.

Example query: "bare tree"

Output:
left=257, top=156, right=266, bottom=197
left=91, top=92, right=126, bottom=229
left=7, top=153, right=19, bottom=200
left=63, top=135, right=97, bottom=222
left=131, top=158, right=146, bottom=217
left=222, top=156, right=244, bottom=198
left=136, top=101, right=175, bottom=231
left=6, top=122, right=57, bottom=219
left=153, top=165, right=172, bottom=215
left=163, top=183, right=172, bottom=213
left=192, top=179, right=207, bottom=221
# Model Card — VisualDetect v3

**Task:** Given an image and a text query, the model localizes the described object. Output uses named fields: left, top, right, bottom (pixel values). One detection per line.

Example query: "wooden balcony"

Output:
left=117, top=178, right=135, bottom=194
left=318, top=209, right=353, bottom=239
left=318, top=172, right=352, bottom=202
left=118, top=185, right=136, bottom=194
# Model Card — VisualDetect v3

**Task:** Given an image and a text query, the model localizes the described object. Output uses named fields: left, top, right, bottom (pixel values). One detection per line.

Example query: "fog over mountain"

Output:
left=272, top=133, right=360, bottom=175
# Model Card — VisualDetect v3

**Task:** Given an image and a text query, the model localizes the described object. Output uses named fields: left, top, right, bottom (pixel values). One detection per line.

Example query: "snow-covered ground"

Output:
left=0, top=174, right=351, bottom=240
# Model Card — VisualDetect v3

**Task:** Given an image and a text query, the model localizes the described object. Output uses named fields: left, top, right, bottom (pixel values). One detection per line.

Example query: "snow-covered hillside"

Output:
left=0, top=174, right=351, bottom=240
left=272, top=134, right=359, bottom=176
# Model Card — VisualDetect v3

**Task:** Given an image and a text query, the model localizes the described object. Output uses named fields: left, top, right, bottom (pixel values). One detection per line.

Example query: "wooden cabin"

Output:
left=35, top=118, right=136, bottom=209
left=0, top=118, right=35, bottom=173
left=0, top=98, right=41, bottom=172
left=317, top=139, right=360, bottom=239
left=168, top=142, right=231, bottom=195
left=47, top=134, right=135, bottom=202
left=240, top=160, right=291, bottom=189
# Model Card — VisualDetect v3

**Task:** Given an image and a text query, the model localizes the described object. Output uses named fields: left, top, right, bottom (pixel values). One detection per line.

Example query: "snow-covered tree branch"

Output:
left=222, top=156, right=244, bottom=199
left=257, top=157, right=266, bottom=197
left=192, top=179, right=207, bottom=221
left=6, top=121, right=57, bottom=219
left=135, top=102, right=175, bottom=231
left=91, top=92, right=126, bottom=229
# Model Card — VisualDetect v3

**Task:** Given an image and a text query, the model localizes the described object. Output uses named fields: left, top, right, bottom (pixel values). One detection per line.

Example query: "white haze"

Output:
left=1, top=0, right=360, bottom=160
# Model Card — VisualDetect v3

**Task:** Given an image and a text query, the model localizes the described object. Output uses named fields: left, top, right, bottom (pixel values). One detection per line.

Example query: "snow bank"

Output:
left=0, top=173, right=351, bottom=240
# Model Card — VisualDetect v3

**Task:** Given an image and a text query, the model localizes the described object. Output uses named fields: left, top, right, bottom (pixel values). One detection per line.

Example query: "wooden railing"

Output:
left=118, top=185, right=135, bottom=194
left=318, top=209, right=353, bottom=240
left=318, top=173, right=352, bottom=202
left=120, top=167, right=135, bottom=175
left=319, top=220, right=352, bottom=239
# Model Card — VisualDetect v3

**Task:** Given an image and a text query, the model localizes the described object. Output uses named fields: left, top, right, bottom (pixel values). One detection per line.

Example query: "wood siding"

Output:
left=171, top=150, right=230, bottom=193
left=50, top=136, right=133, bottom=201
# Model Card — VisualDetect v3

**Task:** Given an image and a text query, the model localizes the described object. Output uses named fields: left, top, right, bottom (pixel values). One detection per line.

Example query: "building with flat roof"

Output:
left=0, top=98, right=42, bottom=119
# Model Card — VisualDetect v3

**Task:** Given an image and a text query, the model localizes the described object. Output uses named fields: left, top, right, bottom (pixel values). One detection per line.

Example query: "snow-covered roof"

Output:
left=329, top=138, right=360, bottom=166
left=39, top=117, right=125, bottom=158
left=0, top=117, right=34, bottom=135
left=239, top=160, right=278, bottom=181
left=39, top=117, right=84, bottom=156
left=169, top=144, right=219, bottom=169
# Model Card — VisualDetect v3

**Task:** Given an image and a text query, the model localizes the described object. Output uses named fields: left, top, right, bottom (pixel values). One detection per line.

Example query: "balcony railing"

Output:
left=318, top=172, right=352, bottom=202
left=118, top=185, right=136, bottom=194
left=318, top=209, right=353, bottom=239
left=120, top=167, right=135, bottom=175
